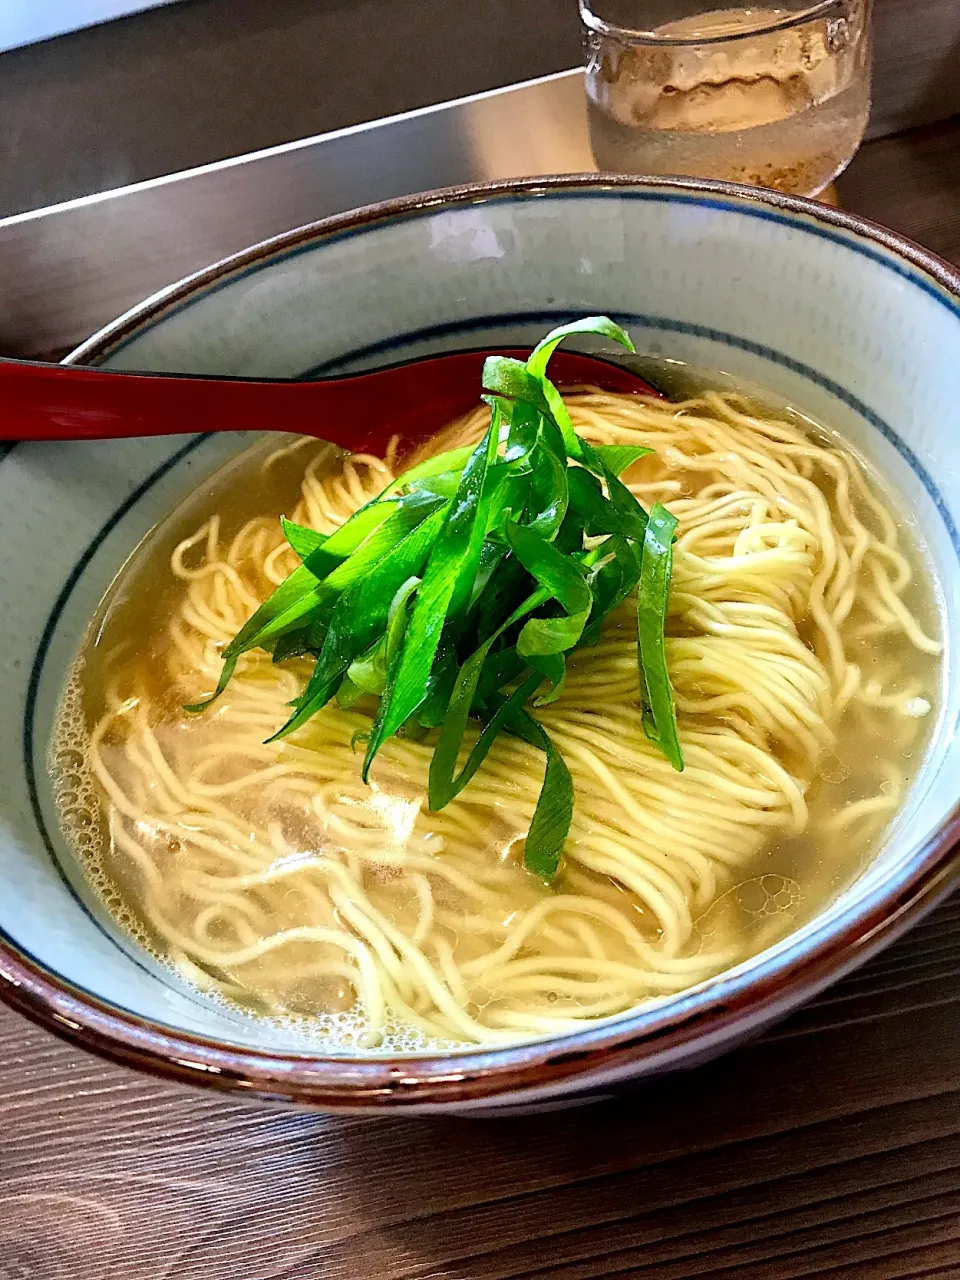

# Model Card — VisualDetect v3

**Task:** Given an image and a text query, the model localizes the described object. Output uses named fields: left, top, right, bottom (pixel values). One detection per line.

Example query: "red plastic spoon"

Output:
left=0, top=348, right=660, bottom=458
left=0, top=350, right=658, bottom=456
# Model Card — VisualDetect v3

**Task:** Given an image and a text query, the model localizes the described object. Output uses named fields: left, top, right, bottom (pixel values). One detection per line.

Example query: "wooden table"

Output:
left=3, top=118, right=960, bottom=1280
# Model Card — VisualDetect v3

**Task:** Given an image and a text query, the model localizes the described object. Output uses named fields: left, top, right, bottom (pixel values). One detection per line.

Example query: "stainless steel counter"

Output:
left=0, top=69, right=593, bottom=359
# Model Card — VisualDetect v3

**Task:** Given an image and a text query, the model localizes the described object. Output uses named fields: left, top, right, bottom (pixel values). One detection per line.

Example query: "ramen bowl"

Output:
left=2, top=175, right=960, bottom=1114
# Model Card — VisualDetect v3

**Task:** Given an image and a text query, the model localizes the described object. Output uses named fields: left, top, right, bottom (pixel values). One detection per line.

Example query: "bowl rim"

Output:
left=6, top=171, right=960, bottom=1108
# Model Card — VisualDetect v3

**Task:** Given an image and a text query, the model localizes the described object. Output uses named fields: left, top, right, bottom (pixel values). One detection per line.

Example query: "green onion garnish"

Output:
left=190, top=317, right=684, bottom=882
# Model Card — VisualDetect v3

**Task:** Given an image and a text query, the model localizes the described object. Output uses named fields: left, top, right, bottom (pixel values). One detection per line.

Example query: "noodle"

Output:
left=51, top=388, right=941, bottom=1050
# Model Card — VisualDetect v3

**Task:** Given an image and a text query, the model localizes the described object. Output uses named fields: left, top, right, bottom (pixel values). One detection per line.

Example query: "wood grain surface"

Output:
left=3, top=119, right=960, bottom=1279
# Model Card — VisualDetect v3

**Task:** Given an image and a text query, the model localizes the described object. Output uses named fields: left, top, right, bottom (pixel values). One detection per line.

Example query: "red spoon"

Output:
left=0, top=350, right=658, bottom=456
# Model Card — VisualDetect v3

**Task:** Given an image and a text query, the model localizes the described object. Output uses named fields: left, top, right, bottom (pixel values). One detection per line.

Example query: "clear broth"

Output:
left=49, top=384, right=943, bottom=1051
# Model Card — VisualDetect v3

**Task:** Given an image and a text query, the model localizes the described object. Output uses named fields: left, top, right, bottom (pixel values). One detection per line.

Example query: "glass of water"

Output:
left=581, top=0, right=872, bottom=197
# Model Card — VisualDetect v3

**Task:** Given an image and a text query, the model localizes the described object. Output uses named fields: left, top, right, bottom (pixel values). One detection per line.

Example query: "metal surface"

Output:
left=0, top=1, right=181, bottom=54
left=0, top=69, right=594, bottom=359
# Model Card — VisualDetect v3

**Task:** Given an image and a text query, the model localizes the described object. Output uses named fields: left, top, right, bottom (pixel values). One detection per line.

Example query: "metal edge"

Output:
left=0, top=68, right=584, bottom=231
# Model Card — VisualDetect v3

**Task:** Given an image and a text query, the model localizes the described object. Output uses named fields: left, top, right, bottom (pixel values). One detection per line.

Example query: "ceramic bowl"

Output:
left=2, top=175, right=960, bottom=1114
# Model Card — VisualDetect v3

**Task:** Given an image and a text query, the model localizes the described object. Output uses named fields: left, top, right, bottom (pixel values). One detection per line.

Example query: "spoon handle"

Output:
left=0, top=358, right=352, bottom=446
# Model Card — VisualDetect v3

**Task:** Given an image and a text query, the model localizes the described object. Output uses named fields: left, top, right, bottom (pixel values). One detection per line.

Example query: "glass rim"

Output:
left=578, top=1, right=849, bottom=46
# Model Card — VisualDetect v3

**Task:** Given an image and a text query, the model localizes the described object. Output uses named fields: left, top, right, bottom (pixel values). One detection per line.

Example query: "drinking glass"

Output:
left=581, top=0, right=872, bottom=197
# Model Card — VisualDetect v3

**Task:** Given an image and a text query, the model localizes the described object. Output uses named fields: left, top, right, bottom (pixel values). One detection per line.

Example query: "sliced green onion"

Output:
left=193, top=316, right=681, bottom=883
left=637, top=502, right=684, bottom=772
